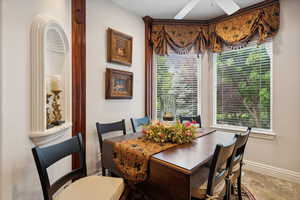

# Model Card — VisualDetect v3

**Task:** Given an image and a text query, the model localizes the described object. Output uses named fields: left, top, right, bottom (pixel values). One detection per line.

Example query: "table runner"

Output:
left=113, top=128, right=216, bottom=183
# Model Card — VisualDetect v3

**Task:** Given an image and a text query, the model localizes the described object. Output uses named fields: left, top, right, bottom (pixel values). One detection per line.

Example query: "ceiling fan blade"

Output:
left=214, top=0, right=240, bottom=15
left=174, top=0, right=201, bottom=19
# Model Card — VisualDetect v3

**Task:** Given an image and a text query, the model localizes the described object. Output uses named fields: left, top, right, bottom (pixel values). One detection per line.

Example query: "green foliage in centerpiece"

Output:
left=142, top=120, right=196, bottom=144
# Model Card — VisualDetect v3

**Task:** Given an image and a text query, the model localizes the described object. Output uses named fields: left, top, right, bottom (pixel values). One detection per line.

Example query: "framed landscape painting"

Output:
left=105, top=68, right=133, bottom=99
left=107, top=28, right=133, bottom=66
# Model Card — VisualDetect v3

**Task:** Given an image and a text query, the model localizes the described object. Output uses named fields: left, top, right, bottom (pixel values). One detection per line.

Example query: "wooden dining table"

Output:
left=102, top=130, right=236, bottom=200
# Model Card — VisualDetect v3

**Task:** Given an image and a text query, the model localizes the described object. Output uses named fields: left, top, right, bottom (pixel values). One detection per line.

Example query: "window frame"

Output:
left=212, top=40, right=274, bottom=135
left=152, top=52, right=202, bottom=120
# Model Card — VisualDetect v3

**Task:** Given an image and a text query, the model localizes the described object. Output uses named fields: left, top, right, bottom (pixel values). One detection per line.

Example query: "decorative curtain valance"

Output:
left=151, top=25, right=209, bottom=56
left=150, top=1, right=280, bottom=55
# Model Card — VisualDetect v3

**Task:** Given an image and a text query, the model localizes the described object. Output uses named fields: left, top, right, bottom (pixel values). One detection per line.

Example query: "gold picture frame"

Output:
left=107, top=28, right=133, bottom=66
left=105, top=68, right=133, bottom=99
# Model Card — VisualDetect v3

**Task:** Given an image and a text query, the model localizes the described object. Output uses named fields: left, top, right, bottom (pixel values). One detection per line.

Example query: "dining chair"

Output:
left=32, top=133, right=125, bottom=200
left=130, top=116, right=150, bottom=133
left=231, top=127, right=251, bottom=200
left=96, top=119, right=126, bottom=176
left=179, top=115, right=202, bottom=128
left=191, top=138, right=237, bottom=200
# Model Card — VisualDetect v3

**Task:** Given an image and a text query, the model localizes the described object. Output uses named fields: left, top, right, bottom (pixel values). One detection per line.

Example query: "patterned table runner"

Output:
left=113, top=128, right=216, bottom=183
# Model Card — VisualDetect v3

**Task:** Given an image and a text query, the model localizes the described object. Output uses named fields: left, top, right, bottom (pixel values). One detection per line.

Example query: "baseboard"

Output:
left=244, top=160, right=300, bottom=184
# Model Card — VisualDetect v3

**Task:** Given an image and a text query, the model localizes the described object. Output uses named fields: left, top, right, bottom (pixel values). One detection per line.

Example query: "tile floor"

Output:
left=242, top=170, right=300, bottom=200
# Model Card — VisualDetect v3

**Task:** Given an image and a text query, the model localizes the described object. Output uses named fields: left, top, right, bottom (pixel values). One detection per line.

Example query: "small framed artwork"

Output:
left=107, top=28, right=133, bottom=66
left=105, top=68, right=133, bottom=99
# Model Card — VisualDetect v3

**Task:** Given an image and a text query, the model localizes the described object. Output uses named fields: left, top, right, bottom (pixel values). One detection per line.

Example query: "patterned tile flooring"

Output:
left=242, top=170, right=300, bottom=200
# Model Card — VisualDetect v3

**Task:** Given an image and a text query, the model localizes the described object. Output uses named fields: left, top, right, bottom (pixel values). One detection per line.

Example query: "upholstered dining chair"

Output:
left=231, top=127, right=251, bottom=200
left=179, top=115, right=202, bottom=128
left=130, top=116, right=150, bottom=133
left=191, top=139, right=237, bottom=200
left=96, top=119, right=126, bottom=176
left=32, top=133, right=125, bottom=200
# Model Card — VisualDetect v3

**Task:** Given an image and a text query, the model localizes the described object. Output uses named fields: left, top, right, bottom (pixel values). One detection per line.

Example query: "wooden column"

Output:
left=143, top=16, right=153, bottom=119
left=72, top=0, right=86, bottom=169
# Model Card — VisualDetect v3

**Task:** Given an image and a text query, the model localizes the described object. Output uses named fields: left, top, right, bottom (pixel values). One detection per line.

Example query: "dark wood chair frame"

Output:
left=231, top=127, right=251, bottom=200
left=32, top=133, right=86, bottom=200
left=130, top=116, right=150, bottom=133
left=192, top=138, right=237, bottom=200
left=96, top=119, right=126, bottom=176
left=179, top=115, right=202, bottom=128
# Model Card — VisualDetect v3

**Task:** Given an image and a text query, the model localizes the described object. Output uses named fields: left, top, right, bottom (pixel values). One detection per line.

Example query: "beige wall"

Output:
left=202, top=0, right=300, bottom=173
left=0, top=0, right=72, bottom=200
left=0, top=1, right=299, bottom=200
left=86, top=0, right=145, bottom=174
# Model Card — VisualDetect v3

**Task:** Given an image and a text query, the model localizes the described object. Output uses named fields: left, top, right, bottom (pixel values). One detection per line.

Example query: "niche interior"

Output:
left=30, top=15, right=71, bottom=145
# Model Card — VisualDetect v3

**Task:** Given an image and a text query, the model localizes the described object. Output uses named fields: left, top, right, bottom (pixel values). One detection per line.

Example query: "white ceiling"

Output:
left=112, top=0, right=265, bottom=20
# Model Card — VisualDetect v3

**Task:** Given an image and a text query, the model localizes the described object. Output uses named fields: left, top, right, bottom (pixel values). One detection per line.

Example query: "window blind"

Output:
left=154, top=52, right=201, bottom=120
left=214, top=41, right=272, bottom=130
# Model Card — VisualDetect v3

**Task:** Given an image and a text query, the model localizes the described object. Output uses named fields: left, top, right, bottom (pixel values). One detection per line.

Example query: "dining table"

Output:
left=102, top=130, right=236, bottom=200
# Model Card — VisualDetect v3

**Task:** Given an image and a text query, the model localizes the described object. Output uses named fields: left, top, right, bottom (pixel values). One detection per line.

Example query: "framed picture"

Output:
left=107, top=28, right=133, bottom=66
left=105, top=68, right=133, bottom=99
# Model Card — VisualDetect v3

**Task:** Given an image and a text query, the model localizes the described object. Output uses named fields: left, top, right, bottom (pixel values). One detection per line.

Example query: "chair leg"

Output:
left=228, top=183, right=232, bottom=200
left=237, top=174, right=242, bottom=200
left=102, top=167, right=106, bottom=176
left=225, top=179, right=231, bottom=200
left=231, top=184, right=235, bottom=195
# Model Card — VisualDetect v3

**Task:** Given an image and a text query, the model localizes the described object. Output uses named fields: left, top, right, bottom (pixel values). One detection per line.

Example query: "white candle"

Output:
left=50, top=75, right=62, bottom=91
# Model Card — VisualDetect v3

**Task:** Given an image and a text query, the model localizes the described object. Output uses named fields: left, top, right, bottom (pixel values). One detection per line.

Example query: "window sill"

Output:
left=211, top=124, right=276, bottom=140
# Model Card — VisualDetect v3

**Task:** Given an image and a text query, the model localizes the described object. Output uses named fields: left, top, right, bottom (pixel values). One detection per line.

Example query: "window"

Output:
left=213, top=41, right=272, bottom=130
left=154, top=52, right=201, bottom=120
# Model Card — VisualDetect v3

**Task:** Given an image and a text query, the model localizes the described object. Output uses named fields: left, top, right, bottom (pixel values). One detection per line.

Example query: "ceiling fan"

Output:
left=174, top=0, right=240, bottom=19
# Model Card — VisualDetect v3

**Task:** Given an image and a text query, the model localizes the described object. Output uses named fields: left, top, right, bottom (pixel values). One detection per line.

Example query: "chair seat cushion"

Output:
left=55, top=176, right=124, bottom=200
left=191, top=180, right=225, bottom=199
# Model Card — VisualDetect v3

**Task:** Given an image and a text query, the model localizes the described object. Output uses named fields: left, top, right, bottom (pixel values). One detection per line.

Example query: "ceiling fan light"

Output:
left=214, top=0, right=240, bottom=15
left=174, top=0, right=201, bottom=19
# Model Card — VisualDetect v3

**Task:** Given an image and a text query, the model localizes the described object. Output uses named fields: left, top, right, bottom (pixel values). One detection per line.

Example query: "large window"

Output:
left=154, top=52, right=201, bottom=120
left=213, top=41, right=272, bottom=130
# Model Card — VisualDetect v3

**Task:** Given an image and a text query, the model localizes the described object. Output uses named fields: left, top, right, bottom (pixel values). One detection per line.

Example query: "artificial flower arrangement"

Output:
left=142, top=120, right=197, bottom=144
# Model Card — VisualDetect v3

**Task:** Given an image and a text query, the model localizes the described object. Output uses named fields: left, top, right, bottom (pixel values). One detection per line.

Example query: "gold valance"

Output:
left=150, top=1, right=280, bottom=54
left=151, top=25, right=209, bottom=56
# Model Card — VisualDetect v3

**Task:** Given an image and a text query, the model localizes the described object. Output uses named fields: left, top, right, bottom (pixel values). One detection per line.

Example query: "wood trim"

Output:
left=143, top=16, right=153, bottom=118
left=152, top=18, right=209, bottom=25
left=72, top=0, right=86, bottom=170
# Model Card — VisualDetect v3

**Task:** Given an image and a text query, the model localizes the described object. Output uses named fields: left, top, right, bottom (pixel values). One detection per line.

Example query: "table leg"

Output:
left=143, top=160, right=191, bottom=200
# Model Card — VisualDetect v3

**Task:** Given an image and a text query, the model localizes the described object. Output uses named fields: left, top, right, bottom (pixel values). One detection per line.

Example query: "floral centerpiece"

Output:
left=142, top=120, right=196, bottom=144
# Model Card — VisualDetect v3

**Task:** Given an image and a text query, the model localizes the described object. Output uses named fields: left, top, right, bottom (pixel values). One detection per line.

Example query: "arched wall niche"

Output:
left=30, top=15, right=71, bottom=145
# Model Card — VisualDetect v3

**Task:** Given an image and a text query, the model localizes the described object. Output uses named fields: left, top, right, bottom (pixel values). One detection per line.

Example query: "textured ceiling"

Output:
left=112, top=0, right=265, bottom=20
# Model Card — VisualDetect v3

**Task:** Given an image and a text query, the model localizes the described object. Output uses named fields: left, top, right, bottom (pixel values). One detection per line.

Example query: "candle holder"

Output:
left=46, top=93, right=55, bottom=129
left=51, top=89, right=65, bottom=126
left=160, top=94, right=176, bottom=121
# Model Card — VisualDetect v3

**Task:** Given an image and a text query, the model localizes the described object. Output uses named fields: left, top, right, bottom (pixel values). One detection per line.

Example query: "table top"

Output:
left=104, top=131, right=236, bottom=174
left=152, top=131, right=236, bottom=173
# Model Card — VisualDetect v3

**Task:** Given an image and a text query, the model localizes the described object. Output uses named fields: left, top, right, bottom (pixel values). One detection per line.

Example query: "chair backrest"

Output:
left=206, top=138, right=237, bottom=196
left=232, top=127, right=251, bottom=167
left=179, top=115, right=202, bottom=128
left=130, top=116, right=150, bottom=133
left=96, top=119, right=126, bottom=153
left=32, top=133, right=86, bottom=200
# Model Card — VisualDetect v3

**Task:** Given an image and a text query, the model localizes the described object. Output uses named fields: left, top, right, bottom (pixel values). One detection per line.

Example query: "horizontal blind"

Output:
left=154, top=52, right=201, bottom=120
left=214, top=41, right=272, bottom=130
